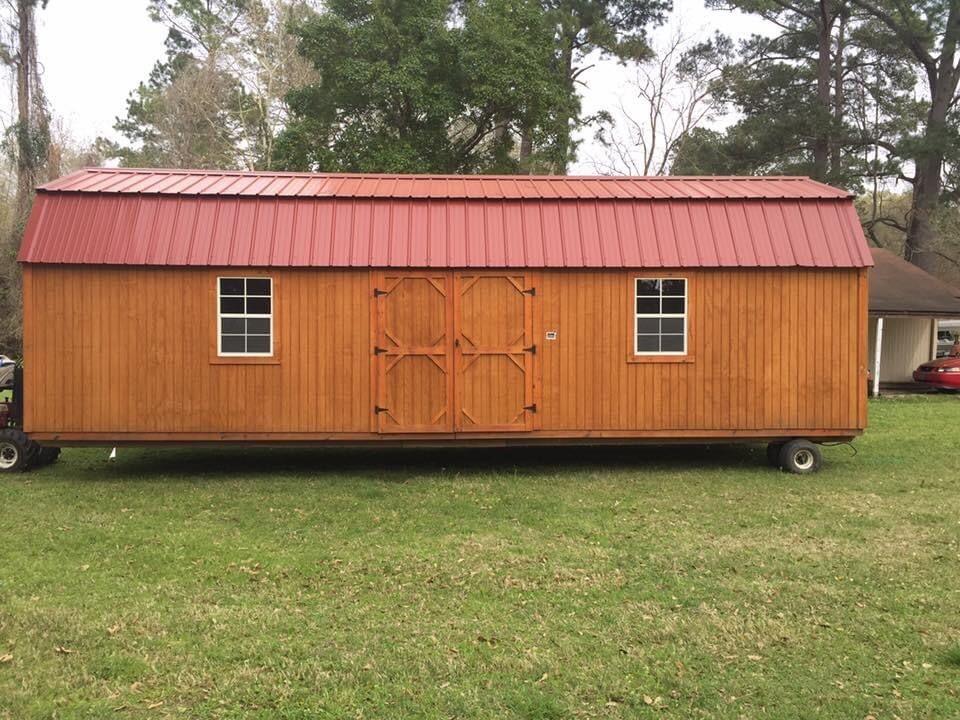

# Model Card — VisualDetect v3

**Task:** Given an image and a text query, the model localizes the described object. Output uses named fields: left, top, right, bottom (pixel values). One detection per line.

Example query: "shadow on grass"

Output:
left=47, top=442, right=772, bottom=483
left=943, top=646, right=960, bottom=668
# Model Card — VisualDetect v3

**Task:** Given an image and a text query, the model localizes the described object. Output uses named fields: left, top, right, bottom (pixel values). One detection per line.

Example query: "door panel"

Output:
left=455, top=274, right=534, bottom=432
left=374, top=273, right=453, bottom=433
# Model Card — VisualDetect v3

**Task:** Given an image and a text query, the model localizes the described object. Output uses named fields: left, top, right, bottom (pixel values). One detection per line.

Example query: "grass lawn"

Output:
left=1, top=397, right=959, bottom=719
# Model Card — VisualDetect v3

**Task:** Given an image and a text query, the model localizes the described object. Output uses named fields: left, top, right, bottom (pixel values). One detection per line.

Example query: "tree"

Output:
left=540, top=0, right=672, bottom=169
left=670, top=1, right=911, bottom=187
left=274, top=0, right=573, bottom=174
left=674, top=2, right=924, bottom=189
left=0, top=0, right=49, bottom=224
left=108, top=0, right=318, bottom=170
left=0, top=0, right=50, bottom=357
left=672, top=0, right=960, bottom=275
left=848, top=0, right=960, bottom=273
left=590, top=30, right=722, bottom=175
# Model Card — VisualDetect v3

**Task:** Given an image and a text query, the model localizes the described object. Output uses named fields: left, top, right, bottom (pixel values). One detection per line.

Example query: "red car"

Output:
left=913, top=355, right=960, bottom=391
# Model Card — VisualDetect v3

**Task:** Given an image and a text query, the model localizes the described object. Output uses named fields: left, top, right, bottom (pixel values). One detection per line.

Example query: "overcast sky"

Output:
left=25, top=0, right=765, bottom=175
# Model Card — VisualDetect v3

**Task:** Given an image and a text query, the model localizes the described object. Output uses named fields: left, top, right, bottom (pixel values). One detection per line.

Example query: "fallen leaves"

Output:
left=0, top=653, right=12, bottom=664
left=55, top=646, right=74, bottom=655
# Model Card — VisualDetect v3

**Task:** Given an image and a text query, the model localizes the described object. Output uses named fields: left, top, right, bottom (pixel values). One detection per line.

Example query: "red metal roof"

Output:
left=20, top=168, right=872, bottom=269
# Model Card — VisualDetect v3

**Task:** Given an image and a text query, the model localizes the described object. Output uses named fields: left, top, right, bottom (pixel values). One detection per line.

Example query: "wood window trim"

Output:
left=209, top=274, right=281, bottom=366
left=626, top=272, right=695, bottom=364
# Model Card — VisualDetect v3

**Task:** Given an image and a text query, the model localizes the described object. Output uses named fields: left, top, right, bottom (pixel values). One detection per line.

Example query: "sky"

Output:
left=24, top=0, right=767, bottom=175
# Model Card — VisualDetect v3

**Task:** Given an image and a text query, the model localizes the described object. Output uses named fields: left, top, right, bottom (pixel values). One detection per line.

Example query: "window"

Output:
left=218, top=277, right=273, bottom=356
left=634, top=278, right=687, bottom=355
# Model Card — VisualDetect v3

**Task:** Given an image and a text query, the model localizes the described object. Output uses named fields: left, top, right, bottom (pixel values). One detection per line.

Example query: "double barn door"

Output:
left=373, top=272, right=536, bottom=433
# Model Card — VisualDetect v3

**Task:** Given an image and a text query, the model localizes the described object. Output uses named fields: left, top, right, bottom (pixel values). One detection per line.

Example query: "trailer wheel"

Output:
left=37, top=447, right=61, bottom=466
left=778, top=439, right=822, bottom=474
left=0, top=428, right=32, bottom=473
left=766, top=442, right=784, bottom=468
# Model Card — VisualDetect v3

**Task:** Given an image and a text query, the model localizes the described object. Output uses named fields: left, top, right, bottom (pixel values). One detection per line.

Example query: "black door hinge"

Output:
left=523, top=403, right=537, bottom=413
left=373, top=288, right=388, bottom=297
left=523, top=344, right=537, bottom=354
left=522, top=287, right=536, bottom=296
left=374, top=346, right=388, bottom=355
left=374, top=405, right=388, bottom=414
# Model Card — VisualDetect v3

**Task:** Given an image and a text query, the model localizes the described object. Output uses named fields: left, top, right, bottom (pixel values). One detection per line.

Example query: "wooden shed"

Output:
left=7, top=168, right=873, bottom=473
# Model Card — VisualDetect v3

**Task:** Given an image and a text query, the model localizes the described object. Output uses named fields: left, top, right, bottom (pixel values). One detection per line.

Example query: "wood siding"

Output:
left=22, top=266, right=868, bottom=441
left=538, top=269, right=867, bottom=433
left=23, top=266, right=372, bottom=435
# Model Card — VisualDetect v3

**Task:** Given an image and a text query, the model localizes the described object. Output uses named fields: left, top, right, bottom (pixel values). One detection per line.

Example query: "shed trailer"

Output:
left=2, top=168, right=872, bottom=474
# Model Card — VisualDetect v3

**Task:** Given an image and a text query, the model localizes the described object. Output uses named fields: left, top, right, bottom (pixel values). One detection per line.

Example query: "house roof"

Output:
left=19, top=168, right=873, bottom=269
left=869, top=248, right=960, bottom=318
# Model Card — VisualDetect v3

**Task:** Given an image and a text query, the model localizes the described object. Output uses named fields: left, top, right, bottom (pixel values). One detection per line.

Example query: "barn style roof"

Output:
left=869, top=248, right=960, bottom=318
left=20, top=167, right=873, bottom=269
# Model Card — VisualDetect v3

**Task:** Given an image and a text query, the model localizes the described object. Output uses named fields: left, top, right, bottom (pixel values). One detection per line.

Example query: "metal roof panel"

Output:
left=21, top=170, right=872, bottom=269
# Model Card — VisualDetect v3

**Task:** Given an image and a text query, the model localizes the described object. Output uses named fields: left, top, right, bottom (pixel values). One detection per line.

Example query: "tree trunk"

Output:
left=813, top=1, right=833, bottom=181
left=519, top=126, right=533, bottom=173
left=830, top=11, right=845, bottom=178
left=905, top=71, right=954, bottom=273
left=554, top=36, right=575, bottom=175
left=15, top=0, right=34, bottom=225
left=847, top=0, right=960, bottom=273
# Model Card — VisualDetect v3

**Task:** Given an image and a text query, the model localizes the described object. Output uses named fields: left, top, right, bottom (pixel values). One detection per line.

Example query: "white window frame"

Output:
left=217, top=276, right=274, bottom=358
left=633, top=277, right=688, bottom=356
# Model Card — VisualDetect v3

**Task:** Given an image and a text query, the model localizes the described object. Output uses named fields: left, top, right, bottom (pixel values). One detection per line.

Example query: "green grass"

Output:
left=1, top=397, right=959, bottom=719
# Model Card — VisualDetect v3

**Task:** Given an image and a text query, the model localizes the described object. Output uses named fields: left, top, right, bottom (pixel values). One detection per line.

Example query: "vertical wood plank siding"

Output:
left=23, top=266, right=372, bottom=435
left=22, top=266, right=867, bottom=438
left=538, top=268, right=866, bottom=432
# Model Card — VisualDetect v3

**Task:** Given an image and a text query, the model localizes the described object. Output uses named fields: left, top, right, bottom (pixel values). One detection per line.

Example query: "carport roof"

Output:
left=870, top=248, right=960, bottom=317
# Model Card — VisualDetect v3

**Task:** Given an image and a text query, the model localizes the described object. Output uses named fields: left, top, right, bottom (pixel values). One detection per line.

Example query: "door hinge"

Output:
left=523, top=344, right=537, bottom=354
left=523, top=403, right=537, bottom=413
left=522, top=287, right=536, bottom=296
left=373, top=287, right=388, bottom=297
left=373, top=346, right=388, bottom=355
left=374, top=405, right=389, bottom=414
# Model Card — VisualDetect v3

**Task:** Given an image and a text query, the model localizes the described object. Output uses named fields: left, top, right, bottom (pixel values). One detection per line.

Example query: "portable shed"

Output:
left=11, top=168, right=873, bottom=471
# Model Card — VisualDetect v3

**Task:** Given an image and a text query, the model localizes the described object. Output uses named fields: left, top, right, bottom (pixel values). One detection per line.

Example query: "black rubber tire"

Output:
left=0, top=428, right=32, bottom=473
left=778, top=439, right=823, bottom=475
left=37, top=446, right=61, bottom=466
left=766, top=442, right=784, bottom=468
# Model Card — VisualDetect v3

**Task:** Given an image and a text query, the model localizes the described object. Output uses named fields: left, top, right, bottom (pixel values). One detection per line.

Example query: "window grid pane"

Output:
left=218, top=277, right=273, bottom=356
left=634, top=278, right=687, bottom=355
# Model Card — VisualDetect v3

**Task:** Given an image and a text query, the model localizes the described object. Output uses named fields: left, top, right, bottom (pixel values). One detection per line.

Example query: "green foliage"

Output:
left=2, top=121, right=50, bottom=182
left=109, top=62, right=252, bottom=170
left=274, top=0, right=573, bottom=173
left=543, top=0, right=672, bottom=64
left=674, top=1, right=960, bottom=277
left=1, top=398, right=960, bottom=717
left=109, top=0, right=319, bottom=170
left=672, top=7, right=915, bottom=191
left=110, top=0, right=670, bottom=173
left=108, top=1, right=267, bottom=169
left=536, top=0, right=672, bottom=164
left=0, top=234, right=22, bottom=358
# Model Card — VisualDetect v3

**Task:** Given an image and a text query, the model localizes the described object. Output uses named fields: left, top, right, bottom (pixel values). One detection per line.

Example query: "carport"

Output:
left=868, top=248, right=960, bottom=395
